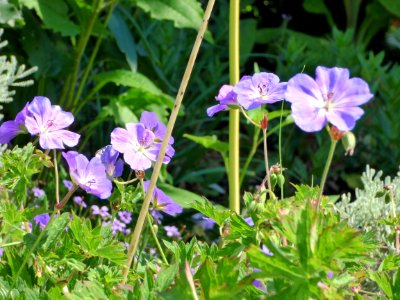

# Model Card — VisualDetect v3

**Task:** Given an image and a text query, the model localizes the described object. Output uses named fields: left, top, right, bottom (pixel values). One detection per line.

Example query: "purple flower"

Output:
left=252, top=280, right=266, bottom=291
left=91, top=205, right=111, bottom=219
left=32, top=187, right=45, bottom=198
left=21, top=222, right=32, bottom=232
left=73, top=196, right=87, bottom=208
left=233, top=73, right=287, bottom=110
left=96, top=145, right=124, bottom=178
left=207, top=84, right=237, bottom=117
left=192, top=213, right=216, bottom=230
left=111, top=123, right=161, bottom=171
left=164, top=225, right=180, bottom=238
left=143, top=181, right=183, bottom=216
left=0, top=103, right=30, bottom=144
left=33, top=213, right=50, bottom=230
left=140, top=111, right=175, bottom=159
left=62, top=151, right=112, bottom=199
left=261, top=244, right=273, bottom=256
left=0, top=248, right=4, bottom=257
left=111, top=218, right=126, bottom=235
left=151, top=210, right=163, bottom=224
left=63, top=179, right=74, bottom=191
left=285, top=66, right=373, bottom=132
left=24, top=96, right=80, bottom=149
left=244, top=217, right=254, bottom=227
left=111, top=112, right=174, bottom=171
left=118, top=211, right=132, bottom=224
left=327, top=271, right=333, bottom=279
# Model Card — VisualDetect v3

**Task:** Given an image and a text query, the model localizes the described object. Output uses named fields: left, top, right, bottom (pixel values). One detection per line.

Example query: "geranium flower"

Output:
left=62, top=151, right=112, bottom=199
left=285, top=66, right=373, bottom=132
left=91, top=205, right=111, bottom=218
left=140, top=111, right=175, bottom=161
left=96, top=145, right=124, bottom=178
left=207, top=84, right=238, bottom=117
left=164, top=225, right=180, bottom=238
left=143, top=181, right=182, bottom=216
left=192, top=213, right=216, bottom=230
left=233, top=73, right=287, bottom=110
left=33, top=213, right=50, bottom=230
left=118, top=211, right=132, bottom=224
left=24, top=96, right=80, bottom=149
left=0, top=103, right=30, bottom=144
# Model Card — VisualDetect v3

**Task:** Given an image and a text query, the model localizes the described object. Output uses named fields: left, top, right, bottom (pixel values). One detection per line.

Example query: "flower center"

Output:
left=257, top=82, right=271, bottom=98
left=86, top=178, right=96, bottom=187
left=324, top=92, right=335, bottom=111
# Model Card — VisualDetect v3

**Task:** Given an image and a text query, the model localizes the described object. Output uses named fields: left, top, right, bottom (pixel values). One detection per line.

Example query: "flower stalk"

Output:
left=228, top=0, right=240, bottom=214
left=121, top=0, right=216, bottom=281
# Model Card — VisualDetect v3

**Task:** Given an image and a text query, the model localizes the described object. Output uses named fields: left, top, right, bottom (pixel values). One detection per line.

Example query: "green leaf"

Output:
left=108, top=11, right=137, bottom=72
left=93, top=70, right=163, bottom=95
left=368, top=271, right=393, bottom=298
left=379, top=0, right=400, bottom=17
left=134, top=0, right=203, bottom=30
left=296, top=205, right=311, bottom=271
left=41, top=213, right=70, bottom=251
left=183, top=134, right=229, bottom=154
left=303, top=0, right=334, bottom=27
left=155, top=263, right=179, bottom=292
left=21, top=0, right=80, bottom=36
left=158, top=183, right=230, bottom=225
left=247, top=244, right=306, bottom=282
left=0, top=2, right=23, bottom=26
left=93, top=244, right=126, bottom=266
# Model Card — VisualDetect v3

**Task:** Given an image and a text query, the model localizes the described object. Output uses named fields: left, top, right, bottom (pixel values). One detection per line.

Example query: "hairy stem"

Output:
left=53, top=150, right=60, bottom=214
left=278, top=100, right=284, bottom=200
left=262, top=128, right=273, bottom=198
left=228, top=0, right=240, bottom=214
left=317, top=132, right=338, bottom=211
left=121, top=0, right=216, bottom=281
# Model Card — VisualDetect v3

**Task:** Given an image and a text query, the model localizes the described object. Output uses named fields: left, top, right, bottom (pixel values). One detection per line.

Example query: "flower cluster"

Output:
left=208, top=66, right=373, bottom=133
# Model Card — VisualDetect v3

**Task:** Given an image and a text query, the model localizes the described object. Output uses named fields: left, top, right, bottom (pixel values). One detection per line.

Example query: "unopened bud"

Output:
left=329, top=126, right=344, bottom=141
left=270, top=163, right=281, bottom=175
left=341, top=131, right=356, bottom=156
left=135, top=170, right=145, bottom=179
left=260, top=115, right=268, bottom=130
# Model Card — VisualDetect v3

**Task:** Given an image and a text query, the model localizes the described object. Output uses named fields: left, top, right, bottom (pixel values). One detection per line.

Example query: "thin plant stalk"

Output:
left=53, top=150, right=60, bottom=213
left=139, top=179, right=168, bottom=265
left=240, top=127, right=260, bottom=186
left=121, top=0, right=216, bottom=281
left=63, top=0, right=104, bottom=109
left=278, top=100, right=285, bottom=200
left=228, top=0, right=240, bottom=214
left=72, top=1, right=116, bottom=112
left=262, top=128, right=272, bottom=197
left=317, top=133, right=338, bottom=211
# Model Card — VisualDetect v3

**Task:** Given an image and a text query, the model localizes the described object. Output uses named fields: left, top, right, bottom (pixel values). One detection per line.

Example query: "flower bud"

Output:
left=341, top=131, right=356, bottom=156
left=270, top=163, right=281, bottom=175
left=329, top=126, right=344, bottom=141
left=260, top=115, right=268, bottom=130
left=135, top=170, right=145, bottom=179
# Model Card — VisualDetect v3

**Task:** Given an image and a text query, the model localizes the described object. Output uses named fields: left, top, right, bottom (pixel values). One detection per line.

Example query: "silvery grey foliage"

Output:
left=0, top=28, right=38, bottom=120
left=337, top=165, right=400, bottom=251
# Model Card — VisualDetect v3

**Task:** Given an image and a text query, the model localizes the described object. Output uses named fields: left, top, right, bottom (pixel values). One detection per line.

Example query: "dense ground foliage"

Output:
left=1, top=0, right=400, bottom=299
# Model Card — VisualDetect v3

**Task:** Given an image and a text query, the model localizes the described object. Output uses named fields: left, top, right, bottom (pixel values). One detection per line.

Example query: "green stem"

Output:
left=65, top=0, right=104, bottom=109
left=121, top=0, right=215, bottom=282
left=139, top=179, right=168, bottom=265
left=72, top=1, right=116, bottom=113
left=278, top=100, right=284, bottom=200
left=239, top=106, right=261, bottom=128
left=240, top=127, right=260, bottom=186
left=113, top=178, right=138, bottom=185
left=228, top=0, right=240, bottom=214
left=317, top=132, right=338, bottom=211
left=146, top=214, right=168, bottom=265
left=262, top=128, right=274, bottom=200
left=53, top=150, right=60, bottom=213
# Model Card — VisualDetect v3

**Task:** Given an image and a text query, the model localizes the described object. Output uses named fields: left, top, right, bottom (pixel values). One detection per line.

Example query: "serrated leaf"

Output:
left=155, top=263, right=179, bottom=292
left=369, top=271, right=393, bottom=298
left=41, top=213, right=70, bottom=251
